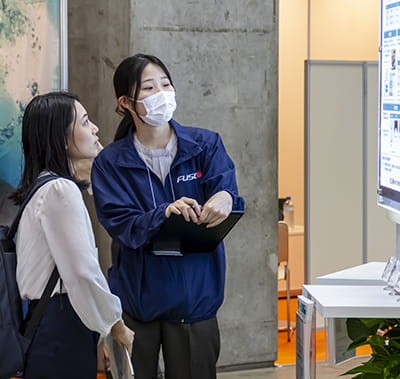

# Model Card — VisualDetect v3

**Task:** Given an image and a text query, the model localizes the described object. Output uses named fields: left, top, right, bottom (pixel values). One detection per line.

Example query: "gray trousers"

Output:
left=123, top=315, right=220, bottom=379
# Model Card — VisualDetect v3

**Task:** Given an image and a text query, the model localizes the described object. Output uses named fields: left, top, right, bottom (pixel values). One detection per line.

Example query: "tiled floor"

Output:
left=217, top=357, right=367, bottom=378
left=96, top=355, right=367, bottom=379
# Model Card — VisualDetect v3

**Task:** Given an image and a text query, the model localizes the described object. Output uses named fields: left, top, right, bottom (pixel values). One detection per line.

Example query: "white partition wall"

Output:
left=305, top=61, right=396, bottom=283
left=306, top=61, right=364, bottom=281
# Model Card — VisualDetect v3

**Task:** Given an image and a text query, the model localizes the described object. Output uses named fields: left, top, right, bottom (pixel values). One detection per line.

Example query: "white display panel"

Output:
left=378, top=0, right=400, bottom=213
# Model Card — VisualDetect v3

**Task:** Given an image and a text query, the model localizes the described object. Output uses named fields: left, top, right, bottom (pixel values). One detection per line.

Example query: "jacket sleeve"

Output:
left=201, top=133, right=245, bottom=211
left=91, top=158, right=168, bottom=250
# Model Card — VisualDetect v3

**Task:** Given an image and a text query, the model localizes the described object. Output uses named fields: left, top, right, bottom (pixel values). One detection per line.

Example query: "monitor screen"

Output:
left=378, top=0, right=400, bottom=214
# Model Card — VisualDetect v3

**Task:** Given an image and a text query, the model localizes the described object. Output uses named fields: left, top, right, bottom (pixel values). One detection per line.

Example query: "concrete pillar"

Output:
left=68, top=0, right=130, bottom=272
left=69, top=0, right=278, bottom=369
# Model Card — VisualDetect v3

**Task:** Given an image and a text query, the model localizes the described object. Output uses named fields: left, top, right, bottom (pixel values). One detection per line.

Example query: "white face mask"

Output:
left=136, top=90, right=176, bottom=127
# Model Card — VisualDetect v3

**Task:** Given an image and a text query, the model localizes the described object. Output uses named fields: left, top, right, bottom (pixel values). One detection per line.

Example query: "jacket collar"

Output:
left=115, top=119, right=203, bottom=168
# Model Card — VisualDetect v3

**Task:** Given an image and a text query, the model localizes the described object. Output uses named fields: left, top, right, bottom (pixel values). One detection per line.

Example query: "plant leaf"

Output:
left=347, top=319, right=378, bottom=342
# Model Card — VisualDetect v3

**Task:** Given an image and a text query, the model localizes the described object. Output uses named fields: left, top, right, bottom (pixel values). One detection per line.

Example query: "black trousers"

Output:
left=123, top=315, right=220, bottom=379
left=23, top=294, right=99, bottom=379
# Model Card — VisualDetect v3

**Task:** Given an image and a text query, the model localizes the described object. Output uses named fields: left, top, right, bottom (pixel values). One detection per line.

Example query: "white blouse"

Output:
left=16, top=177, right=122, bottom=337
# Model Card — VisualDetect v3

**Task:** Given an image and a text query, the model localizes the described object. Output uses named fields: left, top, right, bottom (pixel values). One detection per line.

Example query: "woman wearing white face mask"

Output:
left=91, top=54, right=245, bottom=379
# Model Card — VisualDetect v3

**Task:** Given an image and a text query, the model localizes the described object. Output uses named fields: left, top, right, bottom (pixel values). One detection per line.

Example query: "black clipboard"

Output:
left=151, top=210, right=244, bottom=255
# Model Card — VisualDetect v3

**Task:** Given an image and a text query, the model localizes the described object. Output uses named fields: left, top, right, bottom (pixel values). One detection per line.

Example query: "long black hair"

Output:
left=10, top=91, right=85, bottom=205
left=113, top=53, right=174, bottom=141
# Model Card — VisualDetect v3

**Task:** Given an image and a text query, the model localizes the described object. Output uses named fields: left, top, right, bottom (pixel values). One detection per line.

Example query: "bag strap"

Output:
left=7, top=174, right=61, bottom=339
left=7, top=174, right=60, bottom=238
left=23, top=266, right=60, bottom=339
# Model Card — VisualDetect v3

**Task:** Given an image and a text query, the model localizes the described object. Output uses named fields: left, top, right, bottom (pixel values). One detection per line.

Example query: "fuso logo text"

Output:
left=177, top=171, right=203, bottom=183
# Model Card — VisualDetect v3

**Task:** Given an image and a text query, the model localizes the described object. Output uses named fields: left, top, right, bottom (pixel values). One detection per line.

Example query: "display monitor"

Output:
left=378, top=0, right=400, bottom=215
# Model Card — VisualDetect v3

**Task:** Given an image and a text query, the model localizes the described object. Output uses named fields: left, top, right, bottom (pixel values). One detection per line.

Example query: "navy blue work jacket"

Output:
left=91, top=120, right=244, bottom=323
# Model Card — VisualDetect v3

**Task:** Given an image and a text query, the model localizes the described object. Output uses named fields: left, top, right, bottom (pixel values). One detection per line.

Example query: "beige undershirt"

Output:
left=134, top=131, right=178, bottom=184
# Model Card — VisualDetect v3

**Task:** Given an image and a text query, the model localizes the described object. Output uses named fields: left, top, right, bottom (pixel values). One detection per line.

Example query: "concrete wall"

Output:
left=69, top=0, right=278, bottom=369
left=68, top=0, right=130, bottom=272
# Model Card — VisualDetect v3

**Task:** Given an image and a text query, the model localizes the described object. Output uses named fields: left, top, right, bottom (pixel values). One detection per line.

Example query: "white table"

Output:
left=303, top=284, right=400, bottom=318
left=313, top=262, right=387, bottom=364
left=315, top=262, right=386, bottom=286
left=297, top=283, right=400, bottom=378
left=297, top=261, right=392, bottom=374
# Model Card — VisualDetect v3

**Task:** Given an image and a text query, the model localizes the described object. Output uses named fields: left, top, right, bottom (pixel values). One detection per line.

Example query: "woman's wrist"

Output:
left=111, top=319, right=125, bottom=336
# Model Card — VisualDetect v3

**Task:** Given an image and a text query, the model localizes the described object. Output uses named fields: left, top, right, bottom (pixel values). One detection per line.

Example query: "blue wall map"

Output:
left=0, top=0, right=62, bottom=189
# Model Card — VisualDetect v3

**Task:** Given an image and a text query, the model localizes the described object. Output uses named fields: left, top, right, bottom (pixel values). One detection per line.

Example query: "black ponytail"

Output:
left=114, top=114, right=134, bottom=141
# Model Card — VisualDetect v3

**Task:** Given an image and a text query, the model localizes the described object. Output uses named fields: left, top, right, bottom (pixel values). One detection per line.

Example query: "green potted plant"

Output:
left=342, top=318, right=400, bottom=378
